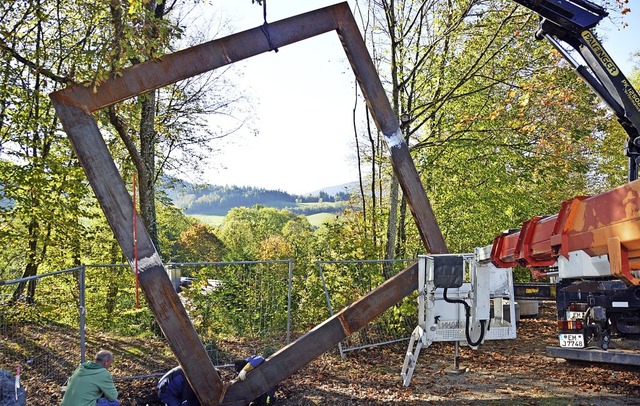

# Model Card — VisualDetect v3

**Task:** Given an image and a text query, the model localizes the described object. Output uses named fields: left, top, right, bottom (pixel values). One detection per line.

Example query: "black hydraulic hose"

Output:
left=442, top=287, right=469, bottom=308
left=467, top=320, right=487, bottom=347
left=443, top=288, right=487, bottom=347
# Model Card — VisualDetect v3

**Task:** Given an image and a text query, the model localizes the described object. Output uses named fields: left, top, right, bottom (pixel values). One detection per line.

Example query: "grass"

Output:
left=191, top=214, right=226, bottom=226
left=306, top=212, right=336, bottom=227
left=191, top=212, right=338, bottom=228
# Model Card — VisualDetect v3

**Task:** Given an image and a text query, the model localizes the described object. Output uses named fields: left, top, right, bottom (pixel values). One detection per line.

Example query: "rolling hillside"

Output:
left=163, top=179, right=358, bottom=217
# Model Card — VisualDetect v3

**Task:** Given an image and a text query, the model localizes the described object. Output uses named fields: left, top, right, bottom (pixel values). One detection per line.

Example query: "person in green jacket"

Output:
left=61, top=349, right=119, bottom=406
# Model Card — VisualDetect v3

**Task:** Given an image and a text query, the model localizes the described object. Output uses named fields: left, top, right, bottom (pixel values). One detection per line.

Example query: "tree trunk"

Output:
left=12, top=219, right=40, bottom=304
left=383, top=175, right=399, bottom=279
left=138, top=92, right=160, bottom=254
left=397, top=194, right=408, bottom=258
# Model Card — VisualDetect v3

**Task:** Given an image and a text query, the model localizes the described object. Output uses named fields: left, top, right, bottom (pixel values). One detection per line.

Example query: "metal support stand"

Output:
left=445, top=341, right=465, bottom=375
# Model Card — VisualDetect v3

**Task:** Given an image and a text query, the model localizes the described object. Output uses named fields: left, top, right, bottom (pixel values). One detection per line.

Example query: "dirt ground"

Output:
left=111, top=301, right=640, bottom=405
left=271, top=301, right=640, bottom=405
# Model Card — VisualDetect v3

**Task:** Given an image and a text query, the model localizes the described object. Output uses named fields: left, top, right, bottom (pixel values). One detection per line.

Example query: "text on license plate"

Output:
left=559, top=333, right=584, bottom=348
left=566, top=311, right=584, bottom=320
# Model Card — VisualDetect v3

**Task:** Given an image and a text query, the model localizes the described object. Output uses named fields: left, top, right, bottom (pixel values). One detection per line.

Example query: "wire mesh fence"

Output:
left=0, top=267, right=87, bottom=404
left=317, top=259, right=418, bottom=357
left=167, top=260, right=293, bottom=346
left=1, top=258, right=417, bottom=402
left=0, top=260, right=293, bottom=401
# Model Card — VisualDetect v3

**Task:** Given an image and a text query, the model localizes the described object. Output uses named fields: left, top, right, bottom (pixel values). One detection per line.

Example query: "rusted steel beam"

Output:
left=335, top=6, right=448, bottom=255
left=49, top=102, right=225, bottom=404
left=49, top=5, right=343, bottom=112
left=221, top=262, right=419, bottom=405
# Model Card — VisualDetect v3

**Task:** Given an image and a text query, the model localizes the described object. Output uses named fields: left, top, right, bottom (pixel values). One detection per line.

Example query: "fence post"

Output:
left=79, top=265, right=86, bottom=363
left=287, top=259, right=293, bottom=344
left=317, top=262, right=343, bottom=357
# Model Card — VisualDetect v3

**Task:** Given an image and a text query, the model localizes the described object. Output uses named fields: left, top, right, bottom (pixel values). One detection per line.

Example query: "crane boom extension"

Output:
left=513, top=0, right=640, bottom=180
left=491, top=180, right=640, bottom=286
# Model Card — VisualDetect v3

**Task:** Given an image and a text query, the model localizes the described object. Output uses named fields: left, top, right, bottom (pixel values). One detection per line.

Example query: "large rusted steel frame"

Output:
left=50, top=3, right=447, bottom=405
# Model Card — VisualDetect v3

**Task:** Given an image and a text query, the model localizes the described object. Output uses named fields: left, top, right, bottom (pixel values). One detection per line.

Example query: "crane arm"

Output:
left=513, top=0, right=640, bottom=181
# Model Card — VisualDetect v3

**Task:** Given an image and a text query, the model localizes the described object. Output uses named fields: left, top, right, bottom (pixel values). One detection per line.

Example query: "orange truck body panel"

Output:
left=491, top=180, right=640, bottom=285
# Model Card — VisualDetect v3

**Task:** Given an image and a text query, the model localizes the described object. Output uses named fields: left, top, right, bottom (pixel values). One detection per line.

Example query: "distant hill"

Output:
left=163, top=179, right=358, bottom=217
left=305, top=181, right=360, bottom=197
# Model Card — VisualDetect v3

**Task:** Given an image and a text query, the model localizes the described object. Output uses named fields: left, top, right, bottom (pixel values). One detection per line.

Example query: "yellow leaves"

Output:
left=519, top=123, right=536, bottom=134
left=258, top=235, right=293, bottom=260
left=127, top=0, right=148, bottom=15
left=489, top=107, right=504, bottom=121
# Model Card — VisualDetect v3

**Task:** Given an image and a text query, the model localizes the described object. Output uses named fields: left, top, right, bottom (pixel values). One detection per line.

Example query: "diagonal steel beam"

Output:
left=221, top=261, right=419, bottom=405
left=50, top=2, right=447, bottom=405
left=49, top=101, right=225, bottom=404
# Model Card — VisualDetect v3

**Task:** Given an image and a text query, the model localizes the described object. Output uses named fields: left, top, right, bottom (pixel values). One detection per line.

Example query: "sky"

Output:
left=182, top=1, right=640, bottom=195
left=188, top=0, right=360, bottom=195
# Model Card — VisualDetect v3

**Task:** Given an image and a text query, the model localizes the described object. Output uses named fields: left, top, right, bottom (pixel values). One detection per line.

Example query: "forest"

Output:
left=0, top=0, right=639, bottom=403
left=167, top=181, right=352, bottom=216
left=1, top=0, right=636, bottom=293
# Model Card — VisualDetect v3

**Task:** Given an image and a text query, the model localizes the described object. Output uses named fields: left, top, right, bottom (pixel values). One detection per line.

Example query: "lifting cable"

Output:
left=253, top=0, right=279, bottom=52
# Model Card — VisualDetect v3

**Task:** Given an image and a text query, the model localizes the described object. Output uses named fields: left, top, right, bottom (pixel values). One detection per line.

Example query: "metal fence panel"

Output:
left=317, top=259, right=417, bottom=357
left=0, top=259, right=293, bottom=403
left=0, top=267, right=84, bottom=400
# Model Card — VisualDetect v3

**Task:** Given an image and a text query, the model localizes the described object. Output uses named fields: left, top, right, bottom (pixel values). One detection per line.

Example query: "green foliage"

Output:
left=359, top=0, right=621, bottom=258
left=314, top=210, right=381, bottom=261
left=180, top=262, right=290, bottom=340
left=218, top=205, right=307, bottom=261
left=157, top=201, right=199, bottom=262
left=83, top=265, right=155, bottom=336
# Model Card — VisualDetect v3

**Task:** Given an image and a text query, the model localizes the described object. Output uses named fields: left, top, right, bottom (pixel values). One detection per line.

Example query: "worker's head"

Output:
left=95, top=349, right=114, bottom=369
left=234, top=359, right=248, bottom=373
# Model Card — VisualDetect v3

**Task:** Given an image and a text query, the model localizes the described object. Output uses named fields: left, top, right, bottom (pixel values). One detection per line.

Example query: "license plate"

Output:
left=559, top=333, right=584, bottom=348
left=566, top=311, right=584, bottom=320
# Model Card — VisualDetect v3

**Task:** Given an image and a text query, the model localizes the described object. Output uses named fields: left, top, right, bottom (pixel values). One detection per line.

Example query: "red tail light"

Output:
left=558, top=320, right=582, bottom=330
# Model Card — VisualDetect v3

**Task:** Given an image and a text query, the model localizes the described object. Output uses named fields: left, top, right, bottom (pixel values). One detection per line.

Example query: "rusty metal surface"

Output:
left=50, top=101, right=225, bottom=404
left=50, top=2, right=447, bottom=405
left=221, top=262, right=418, bottom=405
left=491, top=179, right=640, bottom=285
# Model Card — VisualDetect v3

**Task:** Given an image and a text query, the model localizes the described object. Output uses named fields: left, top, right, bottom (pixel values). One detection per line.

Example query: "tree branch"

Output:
left=0, top=38, right=72, bottom=84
